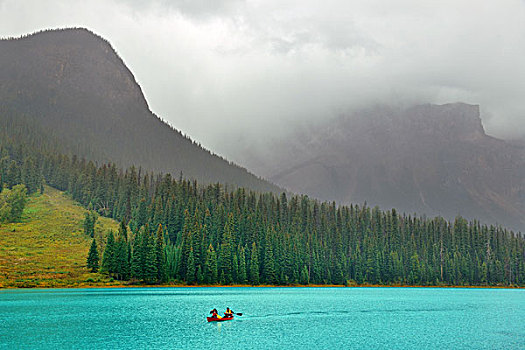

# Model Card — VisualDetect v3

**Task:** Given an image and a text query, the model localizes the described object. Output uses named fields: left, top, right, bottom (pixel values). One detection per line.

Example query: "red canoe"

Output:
left=207, top=316, right=234, bottom=322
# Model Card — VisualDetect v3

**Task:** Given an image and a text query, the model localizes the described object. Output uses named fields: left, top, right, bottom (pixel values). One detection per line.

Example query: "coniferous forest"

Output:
left=1, top=108, right=525, bottom=287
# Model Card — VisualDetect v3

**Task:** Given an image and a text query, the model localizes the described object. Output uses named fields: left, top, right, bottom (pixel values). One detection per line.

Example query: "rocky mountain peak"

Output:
left=408, top=103, right=485, bottom=140
left=238, top=103, right=524, bottom=232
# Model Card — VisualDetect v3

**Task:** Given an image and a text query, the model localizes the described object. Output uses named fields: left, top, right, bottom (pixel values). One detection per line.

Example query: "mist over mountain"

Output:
left=0, top=28, right=279, bottom=193
left=238, top=103, right=525, bottom=232
left=1, top=27, right=523, bottom=232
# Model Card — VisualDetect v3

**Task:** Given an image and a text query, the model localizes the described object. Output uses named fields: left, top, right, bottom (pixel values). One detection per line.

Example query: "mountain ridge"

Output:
left=0, top=28, right=280, bottom=193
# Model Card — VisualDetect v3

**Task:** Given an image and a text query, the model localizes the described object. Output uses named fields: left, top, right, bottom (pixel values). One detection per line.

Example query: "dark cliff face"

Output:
left=241, top=103, right=525, bottom=232
left=0, top=28, right=279, bottom=193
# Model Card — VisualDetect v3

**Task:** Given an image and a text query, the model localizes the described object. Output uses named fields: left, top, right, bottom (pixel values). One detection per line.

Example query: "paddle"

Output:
left=225, top=311, right=242, bottom=316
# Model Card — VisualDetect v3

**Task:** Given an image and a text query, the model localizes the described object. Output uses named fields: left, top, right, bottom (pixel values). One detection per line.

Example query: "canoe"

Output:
left=207, top=316, right=234, bottom=322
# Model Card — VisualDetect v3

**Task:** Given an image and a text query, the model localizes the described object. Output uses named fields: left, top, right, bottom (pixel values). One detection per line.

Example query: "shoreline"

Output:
left=1, top=283, right=523, bottom=290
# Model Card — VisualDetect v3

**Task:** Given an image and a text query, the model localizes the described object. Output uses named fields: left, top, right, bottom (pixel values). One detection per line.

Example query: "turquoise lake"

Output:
left=0, top=287, right=523, bottom=349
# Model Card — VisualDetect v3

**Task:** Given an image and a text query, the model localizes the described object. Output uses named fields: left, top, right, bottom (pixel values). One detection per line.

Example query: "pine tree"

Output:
left=118, top=220, right=128, bottom=241
left=250, top=242, right=260, bottom=285
left=83, top=211, right=98, bottom=238
left=178, top=209, right=193, bottom=279
left=101, top=231, right=116, bottom=275
left=155, top=224, right=167, bottom=283
left=204, top=244, right=218, bottom=284
left=191, top=209, right=202, bottom=270
left=143, top=233, right=158, bottom=283
left=167, top=198, right=179, bottom=243
left=232, top=254, right=239, bottom=283
left=152, top=197, right=163, bottom=227
left=238, top=246, right=247, bottom=284
left=21, top=157, right=38, bottom=194
left=186, top=248, right=196, bottom=284
left=114, top=239, right=130, bottom=280
left=219, top=213, right=234, bottom=284
left=83, top=212, right=93, bottom=236
left=263, top=229, right=277, bottom=284
left=87, top=238, right=100, bottom=273
left=165, top=244, right=179, bottom=282
left=409, top=253, right=421, bottom=285
left=135, top=198, right=148, bottom=230
left=300, top=265, right=309, bottom=285
left=5, top=160, right=20, bottom=188
left=131, top=229, right=146, bottom=281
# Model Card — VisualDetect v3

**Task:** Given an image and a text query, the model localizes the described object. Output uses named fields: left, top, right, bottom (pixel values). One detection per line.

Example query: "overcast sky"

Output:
left=1, top=0, right=524, bottom=160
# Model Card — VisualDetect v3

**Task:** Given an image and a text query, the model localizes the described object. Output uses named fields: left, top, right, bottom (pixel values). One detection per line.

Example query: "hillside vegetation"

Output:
left=1, top=108, right=524, bottom=287
left=0, top=186, right=118, bottom=288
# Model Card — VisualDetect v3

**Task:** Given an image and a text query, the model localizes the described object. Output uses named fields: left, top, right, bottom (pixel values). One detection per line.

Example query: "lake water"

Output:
left=0, top=287, right=523, bottom=349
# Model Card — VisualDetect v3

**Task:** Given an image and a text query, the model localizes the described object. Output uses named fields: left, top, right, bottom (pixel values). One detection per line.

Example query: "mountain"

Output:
left=239, top=103, right=525, bottom=232
left=0, top=28, right=279, bottom=193
left=1, top=31, right=523, bottom=287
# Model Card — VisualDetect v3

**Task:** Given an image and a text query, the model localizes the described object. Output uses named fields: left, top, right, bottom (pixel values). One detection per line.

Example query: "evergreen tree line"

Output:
left=38, top=154, right=525, bottom=286
left=1, top=109, right=524, bottom=286
left=0, top=109, right=47, bottom=195
left=90, top=221, right=169, bottom=284
left=0, top=151, right=43, bottom=195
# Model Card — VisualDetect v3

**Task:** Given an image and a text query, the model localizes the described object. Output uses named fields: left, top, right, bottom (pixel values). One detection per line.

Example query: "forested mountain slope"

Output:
left=0, top=28, right=279, bottom=193
left=239, top=103, right=525, bottom=232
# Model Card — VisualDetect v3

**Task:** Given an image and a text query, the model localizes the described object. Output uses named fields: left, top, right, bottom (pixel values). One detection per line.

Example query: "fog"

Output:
left=1, top=0, right=524, bottom=162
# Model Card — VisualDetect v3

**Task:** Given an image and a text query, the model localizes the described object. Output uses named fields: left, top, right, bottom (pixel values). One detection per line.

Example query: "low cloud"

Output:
left=1, top=0, right=524, bottom=162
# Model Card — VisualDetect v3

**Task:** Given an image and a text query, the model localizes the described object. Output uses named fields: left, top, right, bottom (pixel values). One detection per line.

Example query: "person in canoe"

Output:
left=224, top=307, right=234, bottom=318
left=210, top=308, right=222, bottom=319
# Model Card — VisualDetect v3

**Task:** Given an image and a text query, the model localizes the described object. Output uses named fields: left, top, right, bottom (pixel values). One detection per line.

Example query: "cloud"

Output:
left=0, top=0, right=524, bottom=162
left=120, top=0, right=243, bottom=17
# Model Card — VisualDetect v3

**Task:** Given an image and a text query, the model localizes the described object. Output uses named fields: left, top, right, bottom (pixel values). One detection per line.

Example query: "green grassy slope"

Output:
left=0, top=186, right=119, bottom=288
